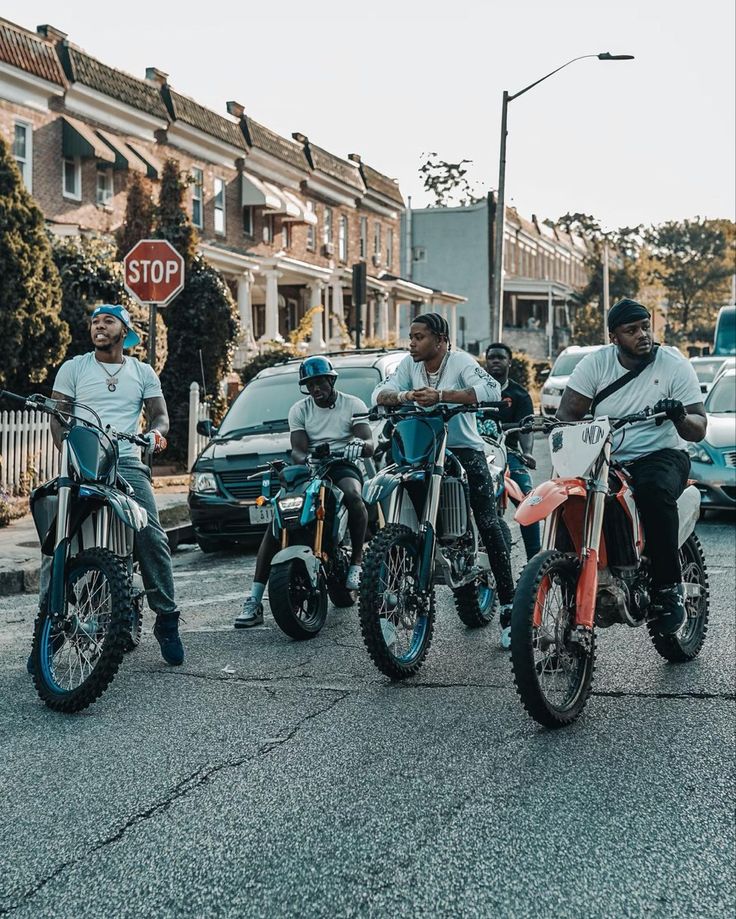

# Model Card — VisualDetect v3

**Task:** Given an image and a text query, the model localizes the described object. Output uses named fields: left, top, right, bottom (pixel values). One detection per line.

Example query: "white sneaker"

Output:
left=345, top=565, right=362, bottom=590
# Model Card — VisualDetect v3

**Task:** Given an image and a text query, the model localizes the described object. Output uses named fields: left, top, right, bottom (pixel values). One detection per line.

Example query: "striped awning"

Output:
left=281, top=189, right=318, bottom=225
left=241, top=171, right=282, bottom=210
left=95, top=129, right=147, bottom=174
left=61, top=116, right=114, bottom=164
left=125, top=141, right=162, bottom=180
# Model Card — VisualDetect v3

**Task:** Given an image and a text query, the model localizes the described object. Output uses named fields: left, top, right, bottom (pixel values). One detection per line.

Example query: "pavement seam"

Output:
left=0, top=690, right=350, bottom=917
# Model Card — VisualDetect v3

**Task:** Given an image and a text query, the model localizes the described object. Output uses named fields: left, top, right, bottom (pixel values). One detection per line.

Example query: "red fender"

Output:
left=514, top=478, right=587, bottom=526
left=504, top=470, right=525, bottom=504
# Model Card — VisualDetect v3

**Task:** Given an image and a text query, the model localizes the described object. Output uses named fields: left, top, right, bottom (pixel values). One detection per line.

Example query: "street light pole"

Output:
left=490, top=52, right=634, bottom=343
left=602, top=237, right=610, bottom=339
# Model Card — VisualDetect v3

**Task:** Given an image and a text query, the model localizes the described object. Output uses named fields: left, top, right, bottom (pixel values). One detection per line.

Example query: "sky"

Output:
left=3, top=0, right=734, bottom=231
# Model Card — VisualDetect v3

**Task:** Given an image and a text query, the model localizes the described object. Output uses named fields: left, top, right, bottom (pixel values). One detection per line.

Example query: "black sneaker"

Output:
left=153, top=612, right=185, bottom=665
left=649, top=584, right=687, bottom=635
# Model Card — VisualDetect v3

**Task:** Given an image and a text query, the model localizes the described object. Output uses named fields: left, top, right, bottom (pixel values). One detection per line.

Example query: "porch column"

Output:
left=261, top=269, right=283, bottom=342
left=394, top=299, right=401, bottom=341
left=547, top=284, right=554, bottom=359
left=330, top=276, right=344, bottom=347
left=449, top=304, right=458, bottom=348
left=377, top=291, right=390, bottom=341
left=307, top=280, right=326, bottom=354
left=237, top=270, right=256, bottom=351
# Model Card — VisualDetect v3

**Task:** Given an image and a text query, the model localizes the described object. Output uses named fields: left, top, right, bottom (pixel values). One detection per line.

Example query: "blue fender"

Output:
left=271, top=545, right=321, bottom=588
left=362, top=466, right=423, bottom=506
left=77, top=484, right=148, bottom=531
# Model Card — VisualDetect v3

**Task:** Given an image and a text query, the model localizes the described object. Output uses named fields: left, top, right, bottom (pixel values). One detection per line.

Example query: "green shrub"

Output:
left=239, top=346, right=295, bottom=387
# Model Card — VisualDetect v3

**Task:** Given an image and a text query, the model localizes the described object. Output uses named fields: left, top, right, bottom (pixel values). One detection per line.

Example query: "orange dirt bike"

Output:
left=510, top=409, right=708, bottom=728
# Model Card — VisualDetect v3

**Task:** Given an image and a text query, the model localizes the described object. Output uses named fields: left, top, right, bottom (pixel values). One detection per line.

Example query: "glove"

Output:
left=144, top=429, right=168, bottom=455
left=344, top=439, right=364, bottom=463
left=653, top=398, right=686, bottom=426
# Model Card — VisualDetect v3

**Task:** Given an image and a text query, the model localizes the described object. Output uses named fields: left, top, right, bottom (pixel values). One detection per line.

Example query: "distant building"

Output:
left=403, top=195, right=592, bottom=358
left=0, top=16, right=463, bottom=364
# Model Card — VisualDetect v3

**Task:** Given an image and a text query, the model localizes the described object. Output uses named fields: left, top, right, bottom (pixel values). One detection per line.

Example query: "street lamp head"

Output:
left=597, top=52, right=635, bottom=60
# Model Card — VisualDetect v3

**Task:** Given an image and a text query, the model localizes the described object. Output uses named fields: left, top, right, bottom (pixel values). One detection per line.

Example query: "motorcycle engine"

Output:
left=595, top=567, right=650, bottom=628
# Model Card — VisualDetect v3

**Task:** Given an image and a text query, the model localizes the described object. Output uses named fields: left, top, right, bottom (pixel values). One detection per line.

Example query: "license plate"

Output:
left=249, top=505, right=273, bottom=524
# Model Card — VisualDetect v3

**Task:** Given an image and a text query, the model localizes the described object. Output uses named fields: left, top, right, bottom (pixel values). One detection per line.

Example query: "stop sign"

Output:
left=123, top=239, right=185, bottom=306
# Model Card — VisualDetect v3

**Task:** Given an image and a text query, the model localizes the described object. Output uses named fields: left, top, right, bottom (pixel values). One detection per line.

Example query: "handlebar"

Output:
left=363, top=402, right=500, bottom=423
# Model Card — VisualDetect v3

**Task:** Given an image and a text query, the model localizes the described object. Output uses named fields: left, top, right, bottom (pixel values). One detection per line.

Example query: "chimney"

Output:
left=347, top=153, right=362, bottom=164
left=292, top=132, right=308, bottom=145
left=36, top=24, right=67, bottom=43
left=226, top=100, right=245, bottom=119
left=145, top=67, right=168, bottom=88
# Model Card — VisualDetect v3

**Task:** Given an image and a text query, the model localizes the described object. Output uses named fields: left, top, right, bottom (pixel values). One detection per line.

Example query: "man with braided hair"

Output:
left=372, top=313, right=516, bottom=646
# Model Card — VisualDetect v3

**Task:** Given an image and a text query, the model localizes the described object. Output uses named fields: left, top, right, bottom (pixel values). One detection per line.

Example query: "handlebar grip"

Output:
left=0, top=390, right=30, bottom=408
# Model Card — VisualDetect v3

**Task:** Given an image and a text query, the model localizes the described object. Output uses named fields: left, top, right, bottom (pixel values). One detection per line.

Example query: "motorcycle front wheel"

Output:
left=31, top=547, right=129, bottom=713
left=359, top=523, right=435, bottom=680
left=510, top=550, right=596, bottom=728
left=648, top=533, right=709, bottom=662
left=269, top=560, right=328, bottom=640
left=454, top=516, right=511, bottom=628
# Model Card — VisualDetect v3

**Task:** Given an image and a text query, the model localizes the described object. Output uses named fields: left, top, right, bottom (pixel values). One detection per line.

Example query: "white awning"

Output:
left=95, top=129, right=147, bottom=174
left=281, top=189, right=318, bottom=225
left=241, top=171, right=282, bottom=210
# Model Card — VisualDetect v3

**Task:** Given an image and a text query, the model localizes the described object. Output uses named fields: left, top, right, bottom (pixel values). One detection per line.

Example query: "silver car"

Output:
left=689, top=355, right=730, bottom=396
left=540, top=345, right=604, bottom=416
left=687, top=368, right=736, bottom=512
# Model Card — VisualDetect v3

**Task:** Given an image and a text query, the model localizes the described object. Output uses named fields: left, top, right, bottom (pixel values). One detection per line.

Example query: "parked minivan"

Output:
left=540, top=345, right=604, bottom=416
left=188, top=350, right=407, bottom=551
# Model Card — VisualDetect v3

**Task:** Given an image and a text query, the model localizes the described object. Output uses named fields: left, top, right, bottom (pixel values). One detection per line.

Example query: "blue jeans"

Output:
left=507, top=452, right=541, bottom=561
left=40, top=459, right=177, bottom=616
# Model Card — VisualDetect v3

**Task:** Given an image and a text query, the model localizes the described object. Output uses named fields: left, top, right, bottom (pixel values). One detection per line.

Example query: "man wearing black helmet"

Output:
left=373, top=312, right=517, bottom=645
left=236, top=356, right=373, bottom=628
left=557, top=298, right=707, bottom=634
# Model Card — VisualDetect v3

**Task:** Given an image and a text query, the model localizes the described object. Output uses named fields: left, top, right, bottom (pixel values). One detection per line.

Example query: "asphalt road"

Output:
left=1, top=448, right=734, bottom=918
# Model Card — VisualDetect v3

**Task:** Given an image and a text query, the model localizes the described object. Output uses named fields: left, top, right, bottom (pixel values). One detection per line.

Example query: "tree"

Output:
left=419, top=152, right=485, bottom=207
left=645, top=217, right=735, bottom=342
left=116, top=172, right=155, bottom=260
left=50, top=235, right=167, bottom=374
left=155, top=159, right=239, bottom=464
left=571, top=303, right=605, bottom=346
left=0, top=137, right=69, bottom=393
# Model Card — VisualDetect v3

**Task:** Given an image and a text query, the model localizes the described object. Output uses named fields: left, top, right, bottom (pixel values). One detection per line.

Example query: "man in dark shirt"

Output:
left=484, top=342, right=541, bottom=560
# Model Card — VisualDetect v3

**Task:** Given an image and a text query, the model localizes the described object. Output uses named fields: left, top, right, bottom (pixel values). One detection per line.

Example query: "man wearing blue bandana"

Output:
left=557, top=298, right=707, bottom=635
left=32, top=304, right=185, bottom=668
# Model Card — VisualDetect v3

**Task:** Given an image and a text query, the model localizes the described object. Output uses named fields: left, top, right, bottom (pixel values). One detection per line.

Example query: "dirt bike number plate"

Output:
left=550, top=418, right=611, bottom=478
left=249, top=505, right=274, bottom=524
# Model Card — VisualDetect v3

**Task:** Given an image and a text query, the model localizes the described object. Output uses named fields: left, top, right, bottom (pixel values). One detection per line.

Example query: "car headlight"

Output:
left=278, top=496, right=304, bottom=512
left=190, top=472, right=218, bottom=493
left=687, top=443, right=713, bottom=465
left=543, top=386, right=564, bottom=397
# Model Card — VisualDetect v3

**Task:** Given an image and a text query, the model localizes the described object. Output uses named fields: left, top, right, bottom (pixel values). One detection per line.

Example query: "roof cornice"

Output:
left=0, top=60, right=65, bottom=111
left=63, top=83, right=167, bottom=140
left=163, top=120, right=244, bottom=168
left=243, top=145, right=307, bottom=190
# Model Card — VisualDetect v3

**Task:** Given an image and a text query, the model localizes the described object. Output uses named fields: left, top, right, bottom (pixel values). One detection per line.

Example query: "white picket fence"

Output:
left=0, top=382, right=212, bottom=494
left=0, top=409, right=60, bottom=494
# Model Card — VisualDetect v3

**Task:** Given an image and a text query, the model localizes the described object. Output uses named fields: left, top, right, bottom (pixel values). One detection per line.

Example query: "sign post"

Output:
left=123, top=239, right=185, bottom=368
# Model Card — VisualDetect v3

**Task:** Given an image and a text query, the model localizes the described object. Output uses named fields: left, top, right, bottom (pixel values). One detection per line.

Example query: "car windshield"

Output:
left=705, top=376, right=736, bottom=413
left=692, top=360, right=725, bottom=384
left=550, top=351, right=594, bottom=377
left=217, top=366, right=382, bottom=437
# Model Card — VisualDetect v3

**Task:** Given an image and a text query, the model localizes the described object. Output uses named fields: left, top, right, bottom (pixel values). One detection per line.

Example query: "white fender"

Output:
left=677, top=485, right=701, bottom=548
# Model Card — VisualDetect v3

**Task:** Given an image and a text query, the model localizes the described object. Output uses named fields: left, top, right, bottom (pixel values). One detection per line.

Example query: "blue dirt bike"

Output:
left=1, top=390, right=149, bottom=713
left=250, top=446, right=358, bottom=640
left=359, top=403, right=502, bottom=679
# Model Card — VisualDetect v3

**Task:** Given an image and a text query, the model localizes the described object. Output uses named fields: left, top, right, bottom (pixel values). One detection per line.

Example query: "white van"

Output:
left=540, top=345, right=605, bottom=416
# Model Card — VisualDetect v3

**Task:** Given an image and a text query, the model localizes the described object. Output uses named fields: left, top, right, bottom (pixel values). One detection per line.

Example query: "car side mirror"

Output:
left=539, top=368, right=550, bottom=379
left=197, top=420, right=216, bottom=438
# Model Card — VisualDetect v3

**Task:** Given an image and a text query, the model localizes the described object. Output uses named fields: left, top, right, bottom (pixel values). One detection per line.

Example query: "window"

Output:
left=338, top=215, right=348, bottom=262
left=214, top=177, right=226, bottom=235
left=13, top=122, right=32, bottom=190
left=281, top=222, right=291, bottom=249
left=306, top=201, right=316, bottom=250
left=263, top=214, right=274, bottom=244
left=359, top=216, right=367, bottom=258
left=242, top=205, right=253, bottom=236
left=191, top=167, right=204, bottom=227
left=386, top=227, right=393, bottom=269
left=373, top=221, right=382, bottom=257
left=96, top=168, right=113, bottom=206
left=62, top=157, right=81, bottom=200
left=323, top=206, right=333, bottom=245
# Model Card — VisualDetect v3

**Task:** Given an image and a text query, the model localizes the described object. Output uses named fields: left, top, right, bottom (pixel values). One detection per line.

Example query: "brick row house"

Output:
left=0, top=17, right=463, bottom=366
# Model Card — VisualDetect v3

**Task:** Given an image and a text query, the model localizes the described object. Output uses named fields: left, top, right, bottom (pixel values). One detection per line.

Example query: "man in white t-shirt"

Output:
left=39, top=304, right=184, bottom=669
left=236, top=356, right=373, bottom=628
left=557, top=298, right=707, bottom=634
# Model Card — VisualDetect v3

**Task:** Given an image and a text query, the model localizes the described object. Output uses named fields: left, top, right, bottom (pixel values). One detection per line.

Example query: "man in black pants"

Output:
left=557, top=298, right=706, bottom=634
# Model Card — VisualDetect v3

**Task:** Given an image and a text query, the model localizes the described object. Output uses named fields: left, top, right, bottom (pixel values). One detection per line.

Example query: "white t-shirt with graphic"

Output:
left=567, top=344, right=702, bottom=461
left=53, top=352, right=163, bottom=460
left=288, top=391, right=368, bottom=451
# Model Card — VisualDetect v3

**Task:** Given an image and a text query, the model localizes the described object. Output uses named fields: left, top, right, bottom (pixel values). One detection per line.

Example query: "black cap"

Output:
left=608, top=298, right=650, bottom=332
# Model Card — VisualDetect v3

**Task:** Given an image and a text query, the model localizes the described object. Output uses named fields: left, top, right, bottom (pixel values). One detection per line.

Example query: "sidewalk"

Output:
left=0, top=487, right=191, bottom=597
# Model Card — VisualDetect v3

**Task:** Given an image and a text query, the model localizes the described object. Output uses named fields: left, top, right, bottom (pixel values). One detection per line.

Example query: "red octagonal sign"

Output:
left=123, top=239, right=185, bottom=306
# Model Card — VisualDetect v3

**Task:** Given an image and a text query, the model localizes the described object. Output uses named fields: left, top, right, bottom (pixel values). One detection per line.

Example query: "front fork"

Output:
left=417, top=435, right=448, bottom=591
left=48, top=440, right=72, bottom=618
left=575, top=449, right=610, bottom=632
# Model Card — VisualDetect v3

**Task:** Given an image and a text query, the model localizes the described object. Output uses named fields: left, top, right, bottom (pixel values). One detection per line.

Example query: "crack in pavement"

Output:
left=591, top=688, right=735, bottom=701
left=0, top=690, right=350, bottom=917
